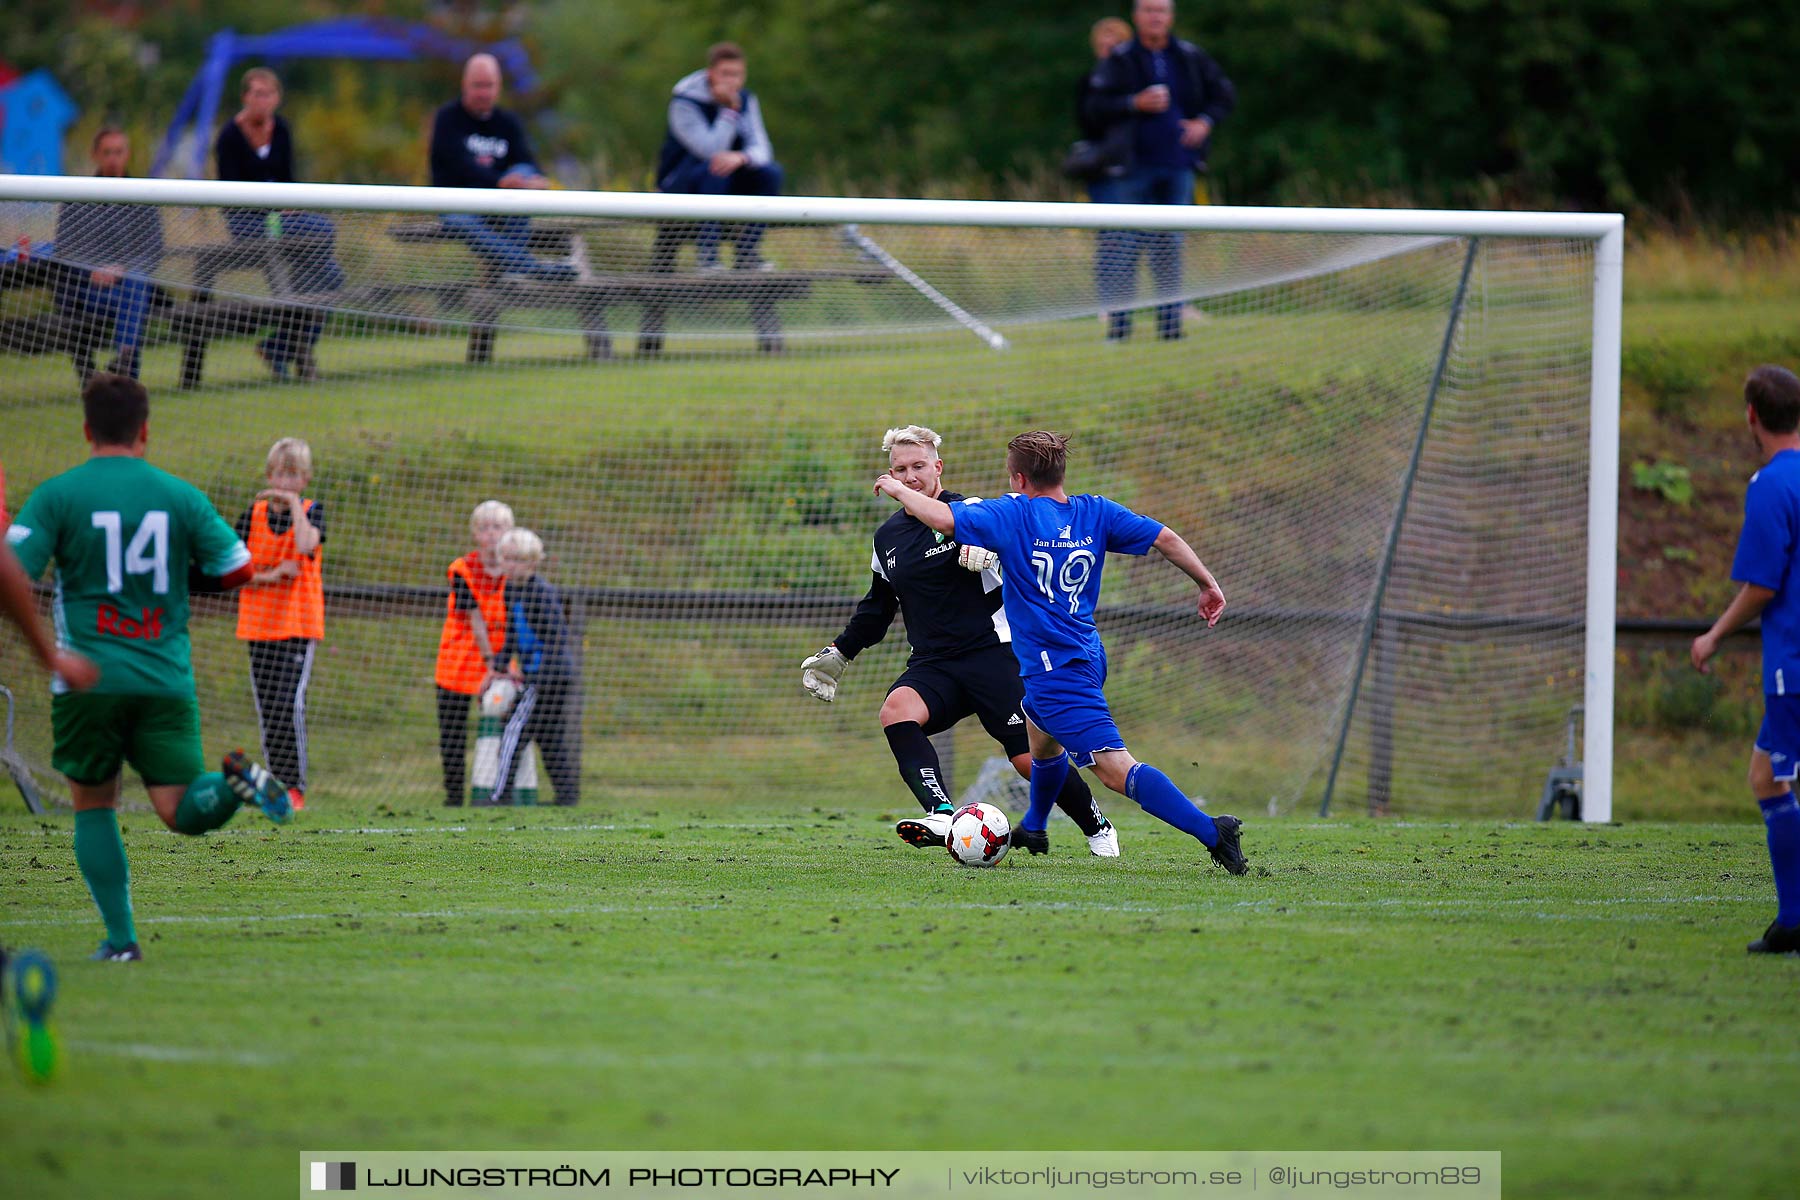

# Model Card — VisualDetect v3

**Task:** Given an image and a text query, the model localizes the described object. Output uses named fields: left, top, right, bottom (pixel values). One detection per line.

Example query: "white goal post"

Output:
left=0, top=174, right=1622, bottom=821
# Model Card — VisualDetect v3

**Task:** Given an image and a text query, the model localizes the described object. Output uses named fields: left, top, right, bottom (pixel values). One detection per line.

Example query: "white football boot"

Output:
left=1086, top=820, right=1122, bottom=858
left=895, top=809, right=954, bottom=848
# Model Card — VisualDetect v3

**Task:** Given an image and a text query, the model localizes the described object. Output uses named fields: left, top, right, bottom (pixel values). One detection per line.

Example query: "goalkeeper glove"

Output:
left=800, top=645, right=849, bottom=702
left=957, top=544, right=998, bottom=572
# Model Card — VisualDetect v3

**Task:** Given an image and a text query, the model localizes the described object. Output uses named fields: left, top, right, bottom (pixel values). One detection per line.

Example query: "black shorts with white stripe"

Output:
left=889, top=642, right=1030, bottom=758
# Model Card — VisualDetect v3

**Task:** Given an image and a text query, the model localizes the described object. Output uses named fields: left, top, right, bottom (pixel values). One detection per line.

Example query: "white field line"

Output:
left=8, top=817, right=1744, bottom=837
left=59, top=1036, right=1800, bottom=1075
left=66, top=1039, right=283, bottom=1068
left=6, top=817, right=1738, bottom=839
left=3, top=822, right=804, bottom=838
left=0, top=903, right=726, bottom=928
left=0, top=894, right=1766, bottom=930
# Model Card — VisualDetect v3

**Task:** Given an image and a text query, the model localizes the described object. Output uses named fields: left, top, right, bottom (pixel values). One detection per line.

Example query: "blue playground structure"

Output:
left=0, top=69, right=78, bottom=176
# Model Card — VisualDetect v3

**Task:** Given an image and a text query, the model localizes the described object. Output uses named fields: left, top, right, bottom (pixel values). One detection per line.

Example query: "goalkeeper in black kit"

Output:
left=802, top=426, right=1118, bottom=855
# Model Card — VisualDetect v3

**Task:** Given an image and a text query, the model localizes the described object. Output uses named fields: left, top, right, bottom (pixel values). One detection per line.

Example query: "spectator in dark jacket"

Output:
left=1077, top=18, right=1134, bottom=148
left=1084, top=0, right=1235, bottom=341
left=215, top=67, right=344, bottom=380
left=1077, top=16, right=1134, bottom=333
left=655, top=43, right=783, bottom=270
left=52, top=129, right=162, bottom=381
left=429, top=54, right=587, bottom=284
left=491, top=529, right=581, bottom=807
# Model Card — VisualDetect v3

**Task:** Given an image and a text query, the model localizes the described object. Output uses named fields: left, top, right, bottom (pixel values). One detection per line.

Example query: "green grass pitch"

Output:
left=1, top=801, right=1793, bottom=1199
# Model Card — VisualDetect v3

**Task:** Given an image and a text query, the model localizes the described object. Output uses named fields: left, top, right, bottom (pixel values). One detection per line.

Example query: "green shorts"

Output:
left=51, top=692, right=205, bottom=788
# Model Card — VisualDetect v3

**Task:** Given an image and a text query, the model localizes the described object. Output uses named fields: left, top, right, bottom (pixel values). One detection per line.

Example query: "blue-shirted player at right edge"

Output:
left=1692, top=365, right=1800, bottom=956
left=874, top=430, right=1248, bottom=874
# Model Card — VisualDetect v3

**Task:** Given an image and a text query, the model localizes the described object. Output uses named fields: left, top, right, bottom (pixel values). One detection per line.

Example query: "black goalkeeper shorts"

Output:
left=889, top=643, right=1030, bottom=758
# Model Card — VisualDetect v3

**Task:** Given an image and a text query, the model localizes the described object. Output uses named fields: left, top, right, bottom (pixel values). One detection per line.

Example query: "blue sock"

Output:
left=1024, top=753, right=1068, bottom=833
left=1126, top=763, right=1218, bottom=848
left=1760, top=794, right=1800, bottom=927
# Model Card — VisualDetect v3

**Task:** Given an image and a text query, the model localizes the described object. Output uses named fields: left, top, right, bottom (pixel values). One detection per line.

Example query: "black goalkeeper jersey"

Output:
left=832, top=491, right=1009, bottom=665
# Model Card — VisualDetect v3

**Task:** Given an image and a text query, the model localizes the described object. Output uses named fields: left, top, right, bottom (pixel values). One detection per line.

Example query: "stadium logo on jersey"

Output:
left=96, top=603, right=165, bottom=641
left=923, top=541, right=956, bottom=558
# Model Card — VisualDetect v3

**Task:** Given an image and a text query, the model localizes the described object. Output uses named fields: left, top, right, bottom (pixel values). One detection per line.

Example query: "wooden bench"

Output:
left=179, top=234, right=337, bottom=295
left=166, top=278, right=477, bottom=388
left=482, top=267, right=894, bottom=360
left=387, top=218, right=592, bottom=257
left=390, top=219, right=598, bottom=359
left=0, top=257, right=175, bottom=380
left=163, top=235, right=488, bottom=386
left=387, top=219, right=891, bottom=360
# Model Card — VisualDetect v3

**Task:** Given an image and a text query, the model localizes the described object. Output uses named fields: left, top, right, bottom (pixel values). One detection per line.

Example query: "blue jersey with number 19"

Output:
left=950, top=492, right=1163, bottom=677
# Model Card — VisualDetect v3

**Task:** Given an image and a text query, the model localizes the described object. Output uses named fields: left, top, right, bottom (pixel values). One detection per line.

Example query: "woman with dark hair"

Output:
left=214, top=67, right=343, bottom=381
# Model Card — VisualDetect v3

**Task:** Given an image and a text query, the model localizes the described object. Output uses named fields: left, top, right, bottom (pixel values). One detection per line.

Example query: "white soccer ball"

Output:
left=945, top=802, right=1011, bottom=868
left=480, top=678, right=519, bottom=718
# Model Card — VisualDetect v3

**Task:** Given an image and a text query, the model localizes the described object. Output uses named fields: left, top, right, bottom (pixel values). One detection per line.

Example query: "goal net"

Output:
left=0, top=179, right=1620, bottom=820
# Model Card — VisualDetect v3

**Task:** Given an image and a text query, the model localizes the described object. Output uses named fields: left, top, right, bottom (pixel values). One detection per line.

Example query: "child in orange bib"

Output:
left=235, top=437, right=325, bottom=811
left=435, top=500, right=512, bottom=806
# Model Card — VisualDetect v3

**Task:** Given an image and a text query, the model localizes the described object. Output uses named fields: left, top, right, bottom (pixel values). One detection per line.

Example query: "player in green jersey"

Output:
left=5, top=374, right=294, bottom=963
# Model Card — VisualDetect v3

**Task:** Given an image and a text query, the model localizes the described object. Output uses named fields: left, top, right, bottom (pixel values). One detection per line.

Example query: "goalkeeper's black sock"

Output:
left=884, top=721, right=953, bottom=813
left=1053, top=768, right=1106, bottom=838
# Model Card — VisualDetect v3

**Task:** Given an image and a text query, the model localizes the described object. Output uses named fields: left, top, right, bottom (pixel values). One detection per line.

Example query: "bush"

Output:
left=1630, top=459, right=1693, bottom=506
left=1623, top=343, right=1713, bottom=422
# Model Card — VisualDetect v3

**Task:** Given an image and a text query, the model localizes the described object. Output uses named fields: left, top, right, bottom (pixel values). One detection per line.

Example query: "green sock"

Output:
left=74, top=808, right=136, bottom=949
left=173, top=772, right=241, bottom=835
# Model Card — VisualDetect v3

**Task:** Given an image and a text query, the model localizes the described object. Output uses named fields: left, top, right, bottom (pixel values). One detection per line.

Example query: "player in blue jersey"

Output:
left=1691, top=365, right=1800, bottom=955
left=873, top=430, right=1247, bottom=874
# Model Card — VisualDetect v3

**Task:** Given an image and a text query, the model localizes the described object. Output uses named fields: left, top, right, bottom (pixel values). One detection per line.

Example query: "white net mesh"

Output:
left=0, top=191, right=1596, bottom=817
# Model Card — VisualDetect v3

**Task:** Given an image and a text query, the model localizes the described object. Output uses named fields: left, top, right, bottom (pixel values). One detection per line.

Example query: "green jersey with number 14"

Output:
left=5, top=456, right=250, bottom=696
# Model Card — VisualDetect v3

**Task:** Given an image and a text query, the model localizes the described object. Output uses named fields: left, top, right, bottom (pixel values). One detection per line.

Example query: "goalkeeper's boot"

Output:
left=222, top=751, right=291, bottom=825
left=1746, top=920, right=1800, bottom=955
left=1207, top=815, right=1249, bottom=876
left=7, top=949, right=60, bottom=1081
left=1085, top=820, right=1121, bottom=858
left=90, top=940, right=142, bottom=963
left=895, top=805, right=953, bottom=848
left=1015, top=827, right=1051, bottom=856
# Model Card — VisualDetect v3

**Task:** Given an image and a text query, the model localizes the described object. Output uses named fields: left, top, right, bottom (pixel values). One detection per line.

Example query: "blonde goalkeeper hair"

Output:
left=469, top=500, right=515, bottom=535
left=496, top=527, right=545, bottom=566
left=881, top=425, right=942, bottom=457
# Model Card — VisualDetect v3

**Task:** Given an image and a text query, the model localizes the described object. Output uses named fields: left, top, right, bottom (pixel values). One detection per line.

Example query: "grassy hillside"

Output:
left=1611, top=229, right=1800, bottom=815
